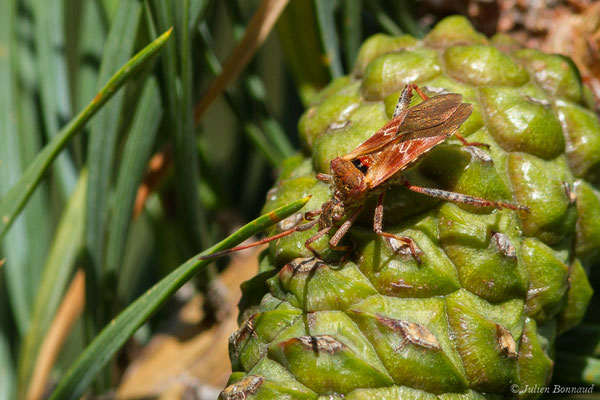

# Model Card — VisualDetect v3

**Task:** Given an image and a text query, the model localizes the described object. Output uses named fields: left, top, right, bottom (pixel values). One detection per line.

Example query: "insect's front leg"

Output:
left=305, top=208, right=323, bottom=221
left=373, top=191, right=424, bottom=264
left=328, top=205, right=363, bottom=262
left=304, top=226, right=332, bottom=259
left=316, top=173, right=333, bottom=183
left=329, top=205, right=363, bottom=247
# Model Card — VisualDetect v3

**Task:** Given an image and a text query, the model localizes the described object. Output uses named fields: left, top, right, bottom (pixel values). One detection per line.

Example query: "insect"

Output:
left=200, top=84, right=527, bottom=262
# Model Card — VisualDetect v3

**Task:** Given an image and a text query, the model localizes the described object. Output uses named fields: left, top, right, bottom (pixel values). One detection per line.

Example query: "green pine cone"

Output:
left=220, top=16, right=597, bottom=400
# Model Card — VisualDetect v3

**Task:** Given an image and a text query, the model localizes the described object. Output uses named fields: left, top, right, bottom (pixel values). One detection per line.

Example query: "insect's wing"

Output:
left=363, top=136, right=451, bottom=188
left=362, top=141, right=414, bottom=188
left=364, top=103, right=473, bottom=188
left=342, top=93, right=463, bottom=161
left=342, top=114, right=407, bottom=160
left=396, top=93, right=463, bottom=135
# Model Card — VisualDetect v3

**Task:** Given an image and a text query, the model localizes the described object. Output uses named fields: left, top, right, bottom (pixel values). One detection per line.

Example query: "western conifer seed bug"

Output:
left=200, top=84, right=528, bottom=263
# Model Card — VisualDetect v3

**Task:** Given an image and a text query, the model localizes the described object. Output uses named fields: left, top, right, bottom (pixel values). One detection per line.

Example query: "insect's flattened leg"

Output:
left=393, top=85, right=416, bottom=118
left=316, top=173, right=333, bottom=183
left=372, top=191, right=423, bottom=264
left=330, top=205, right=363, bottom=246
left=454, top=131, right=490, bottom=148
left=305, top=226, right=332, bottom=258
left=393, top=84, right=430, bottom=118
left=403, top=181, right=529, bottom=211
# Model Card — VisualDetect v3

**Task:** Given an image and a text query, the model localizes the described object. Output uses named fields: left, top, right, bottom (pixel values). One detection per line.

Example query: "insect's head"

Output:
left=330, top=157, right=368, bottom=201
left=318, top=195, right=346, bottom=227
left=330, top=196, right=346, bottom=222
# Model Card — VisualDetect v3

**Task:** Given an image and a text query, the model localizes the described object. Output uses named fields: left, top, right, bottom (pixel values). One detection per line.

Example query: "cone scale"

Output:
left=220, top=16, right=597, bottom=400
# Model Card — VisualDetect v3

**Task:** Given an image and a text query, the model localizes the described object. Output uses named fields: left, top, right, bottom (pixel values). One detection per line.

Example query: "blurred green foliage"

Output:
left=0, top=0, right=425, bottom=398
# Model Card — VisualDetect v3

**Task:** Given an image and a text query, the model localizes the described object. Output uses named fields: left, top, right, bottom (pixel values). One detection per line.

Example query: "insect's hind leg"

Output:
left=453, top=131, right=489, bottom=148
left=373, top=192, right=424, bottom=264
left=403, top=180, right=529, bottom=211
left=392, top=84, right=430, bottom=118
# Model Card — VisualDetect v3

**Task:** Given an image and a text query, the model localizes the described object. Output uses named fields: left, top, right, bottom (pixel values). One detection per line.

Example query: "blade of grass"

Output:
left=0, top=342, right=14, bottom=400
left=224, top=0, right=245, bottom=39
left=242, top=122, right=281, bottom=167
left=188, top=0, right=210, bottom=31
left=244, top=75, right=294, bottom=159
left=74, top=0, right=106, bottom=112
left=132, top=150, right=172, bottom=219
left=0, top=0, right=40, bottom=334
left=0, top=28, right=173, bottom=240
left=25, top=270, right=85, bottom=400
left=220, top=0, right=295, bottom=162
left=180, top=0, right=207, bottom=248
left=240, top=150, right=268, bottom=215
left=116, top=213, right=155, bottom=305
left=144, top=195, right=182, bottom=278
left=32, top=0, right=78, bottom=196
left=342, top=0, right=362, bottom=69
left=260, top=114, right=294, bottom=160
left=193, top=0, right=290, bottom=122
left=104, top=78, right=162, bottom=295
left=143, top=0, right=158, bottom=39
left=16, top=0, right=51, bottom=319
left=12, top=101, right=52, bottom=393
left=16, top=172, right=87, bottom=399
left=133, top=0, right=290, bottom=217
left=85, top=0, right=142, bottom=283
left=69, top=0, right=106, bottom=168
left=364, top=0, right=402, bottom=36
left=48, top=196, right=310, bottom=400
left=0, top=272, right=16, bottom=400
left=15, top=0, right=37, bottom=94
left=152, top=0, right=208, bottom=253
left=197, top=24, right=281, bottom=166
left=391, top=0, right=424, bottom=38
left=275, top=0, right=330, bottom=105
left=100, top=0, right=119, bottom=22
left=314, top=0, right=343, bottom=78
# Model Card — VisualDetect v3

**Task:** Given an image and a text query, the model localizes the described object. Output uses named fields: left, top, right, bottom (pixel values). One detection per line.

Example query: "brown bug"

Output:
left=200, top=84, right=527, bottom=262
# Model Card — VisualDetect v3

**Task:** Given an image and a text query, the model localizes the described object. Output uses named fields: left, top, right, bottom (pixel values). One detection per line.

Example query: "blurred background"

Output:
left=1, top=0, right=599, bottom=399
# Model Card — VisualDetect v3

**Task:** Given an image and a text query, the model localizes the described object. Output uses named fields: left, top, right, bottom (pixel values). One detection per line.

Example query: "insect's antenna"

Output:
left=198, top=220, right=318, bottom=261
